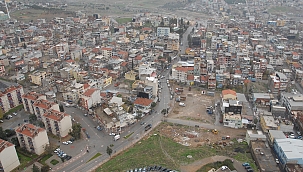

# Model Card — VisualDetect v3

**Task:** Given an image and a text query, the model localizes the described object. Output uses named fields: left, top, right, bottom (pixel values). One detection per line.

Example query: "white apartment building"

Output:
left=42, top=109, right=72, bottom=137
left=157, top=27, right=170, bottom=37
left=0, top=81, right=24, bottom=113
left=33, top=99, right=60, bottom=119
left=80, top=88, right=101, bottom=110
left=171, top=66, right=194, bottom=82
left=145, top=77, right=158, bottom=97
left=15, top=124, right=49, bottom=155
left=22, top=92, right=46, bottom=115
left=101, top=47, right=113, bottom=58
left=55, top=42, right=69, bottom=59
left=0, top=139, right=20, bottom=172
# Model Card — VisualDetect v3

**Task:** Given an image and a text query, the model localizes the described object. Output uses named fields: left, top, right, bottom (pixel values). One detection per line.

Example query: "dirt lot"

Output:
left=169, top=85, right=219, bottom=124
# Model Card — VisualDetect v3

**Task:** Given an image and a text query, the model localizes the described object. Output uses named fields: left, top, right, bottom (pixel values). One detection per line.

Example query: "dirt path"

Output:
left=180, top=155, right=246, bottom=172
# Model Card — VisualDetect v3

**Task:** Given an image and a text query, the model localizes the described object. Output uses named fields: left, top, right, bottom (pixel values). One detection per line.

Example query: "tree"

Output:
left=187, top=21, right=190, bottom=25
left=59, top=104, right=64, bottom=112
left=5, top=129, right=16, bottom=137
left=32, top=164, right=40, bottom=172
left=106, top=146, right=113, bottom=157
left=151, top=102, right=156, bottom=108
left=69, top=123, right=82, bottom=140
left=41, top=165, right=50, bottom=172
left=11, top=137, right=19, bottom=147
left=29, top=114, right=37, bottom=124
left=0, top=127, right=7, bottom=140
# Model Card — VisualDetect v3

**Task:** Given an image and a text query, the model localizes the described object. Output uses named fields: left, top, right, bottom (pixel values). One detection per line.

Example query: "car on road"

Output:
left=67, top=141, right=72, bottom=144
left=221, top=166, right=228, bottom=170
left=62, top=142, right=68, bottom=145
left=13, top=112, right=17, bottom=116
left=109, top=133, right=116, bottom=136
left=84, top=113, right=88, bottom=117
left=245, top=166, right=252, bottom=169
left=275, top=158, right=279, bottom=164
left=140, top=122, right=146, bottom=125
left=96, top=126, right=103, bottom=131
left=289, top=134, right=296, bottom=139
left=179, top=102, right=186, bottom=107
left=0, top=120, right=3, bottom=123
left=247, top=169, right=254, bottom=172
left=242, top=162, right=250, bottom=166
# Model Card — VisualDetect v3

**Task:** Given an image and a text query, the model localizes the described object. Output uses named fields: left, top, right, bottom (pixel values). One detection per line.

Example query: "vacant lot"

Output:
left=11, top=9, right=74, bottom=22
left=95, top=123, right=255, bottom=172
left=170, top=85, right=218, bottom=124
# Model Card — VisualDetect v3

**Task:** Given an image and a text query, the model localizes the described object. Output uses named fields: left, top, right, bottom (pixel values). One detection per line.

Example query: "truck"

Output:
left=114, top=135, right=120, bottom=141
left=145, top=124, right=152, bottom=131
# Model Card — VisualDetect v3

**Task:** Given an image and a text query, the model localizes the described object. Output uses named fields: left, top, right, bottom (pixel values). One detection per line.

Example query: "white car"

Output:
left=109, top=133, right=116, bottom=136
left=67, top=141, right=72, bottom=144
left=221, top=166, right=228, bottom=170
left=62, top=142, right=69, bottom=145
left=13, top=112, right=17, bottom=116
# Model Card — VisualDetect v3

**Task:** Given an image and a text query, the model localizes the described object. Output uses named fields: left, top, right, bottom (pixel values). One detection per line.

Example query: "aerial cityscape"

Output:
left=0, top=0, right=303, bottom=172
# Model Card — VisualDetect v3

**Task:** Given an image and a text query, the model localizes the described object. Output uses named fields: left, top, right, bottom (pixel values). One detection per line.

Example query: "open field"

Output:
left=10, top=9, right=74, bottom=22
left=95, top=122, right=256, bottom=172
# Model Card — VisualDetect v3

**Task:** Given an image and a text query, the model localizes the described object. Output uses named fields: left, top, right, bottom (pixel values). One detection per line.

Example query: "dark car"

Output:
left=247, top=169, right=254, bottom=172
left=245, top=166, right=252, bottom=169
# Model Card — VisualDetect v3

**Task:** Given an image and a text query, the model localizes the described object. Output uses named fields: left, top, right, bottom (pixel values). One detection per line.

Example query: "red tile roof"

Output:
left=293, top=63, right=301, bottom=69
left=200, top=75, right=208, bottom=81
left=83, top=83, right=90, bottom=90
left=101, top=47, right=112, bottom=51
left=43, top=109, right=69, bottom=121
left=135, top=55, right=143, bottom=60
left=15, top=123, right=45, bottom=138
left=0, top=139, right=14, bottom=153
left=187, top=74, right=194, bottom=80
left=33, top=99, right=55, bottom=109
left=83, top=88, right=97, bottom=97
left=222, top=89, right=237, bottom=96
left=121, top=62, right=128, bottom=67
left=134, top=98, right=153, bottom=106
left=22, top=92, right=43, bottom=100
left=175, top=66, right=194, bottom=72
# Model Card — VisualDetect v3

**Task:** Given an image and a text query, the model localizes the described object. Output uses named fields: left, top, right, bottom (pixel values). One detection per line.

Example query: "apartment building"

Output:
left=101, top=47, right=113, bottom=58
left=269, top=72, right=288, bottom=94
left=0, top=81, right=24, bottom=113
left=55, top=42, right=69, bottom=59
left=22, top=92, right=46, bottom=114
left=281, top=92, right=303, bottom=113
left=260, top=115, right=279, bottom=133
left=0, top=139, right=20, bottom=172
left=157, top=27, right=170, bottom=37
left=166, top=33, right=180, bottom=51
left=171, top=66, right=194, bottom=83
left=28, top=71, right=47, bottom=86
left=15, top=124, right=49, bottom=155
left=33, top=99, right=60, bottom=119
left=80, top=88, right=101, bottom=110
left=42, top=109, right=72, bottom=137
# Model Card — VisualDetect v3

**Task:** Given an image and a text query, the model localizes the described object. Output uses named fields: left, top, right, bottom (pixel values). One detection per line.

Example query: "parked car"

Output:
left=62, top=142, right=68, bottom=145
left=221, top=166, right=228, bottom=170
left=109, top=133, right=116, bottom=136
left=179, top=102, right=186, bottom=107
left=245, top=166, right=252, bottom=169
left=247, top=169, right=254, bottom=172
left=289, top=134, right=296, bottom=139
left=242, top=163, right=250, bottom=166
left=13, top=112, right=17, bottom=116
left=0, top=120, right=3, bottom=123
left=67, top=141, right=72, bottom=144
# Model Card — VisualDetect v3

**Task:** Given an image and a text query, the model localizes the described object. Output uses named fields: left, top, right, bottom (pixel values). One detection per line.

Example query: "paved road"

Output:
left=53, top=25, right=196, bottom=171
left=295, top=82, right=303, bottom=94
left=180, top=26, right=193, bottom=55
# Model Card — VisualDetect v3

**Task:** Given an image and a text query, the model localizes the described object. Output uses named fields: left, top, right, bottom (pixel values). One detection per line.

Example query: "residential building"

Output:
left=166, top=33, right=180, bottom=51
left=281, top=92, right=303, bottom=113
left=28, top=71, right=47, bottom=86
left=222, top=100, right=243, bottom=128
left=125, top=70, right=138, bottom=81
left=144, top=77, right=158, bottom=97
left=42, top=109, right=72, bottom=137
left=133, top=97, right=153, bottom=114
left=0, top=81, right=24, bottom=113
left=0, top=139, right=20, bottom=172
left=269, top=72, right=289, bottom=94
left=273, top=139, right=303, bottom=168
left=260, top=115, right=279, bottom=133
left=33, top=99, right=60, bottom=119
left=245, top=130, right=266, bottom=145
left=55, top=42, right=69, bottom=59
left=15, top=124, right=49, bottom=155
left=157, top=27, right=170, bottom=37
left=80, top=88, right=101, bottom=110
left=253, top=93, right=273, bottom=107
left=22, top=92, right=46, bottom=115
left=171, top=66, right=194, bottom=83
left=101, top=47, right=113, bottom=58
left=221, top=89, right=237, bottom=101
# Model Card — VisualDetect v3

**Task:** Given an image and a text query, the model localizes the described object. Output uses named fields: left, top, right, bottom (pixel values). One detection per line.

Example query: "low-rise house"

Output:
left=28, top=71, right=47, bottom=86
left=0, top=81, right=24, bottom=113
left=253, top=93, right=273, bottom=107
left=15, top=124, right=49, bottom=155
left=260, top=115, right=279, bottom=133
left=125, top=70, right=138, bottom=81
left=246, top=130, right=267, bottom=145
left=42, top=109, right=72, bottom=137
left=0, top=139, right=20, bottom=172
left=133, top=97, right=153, bottom=114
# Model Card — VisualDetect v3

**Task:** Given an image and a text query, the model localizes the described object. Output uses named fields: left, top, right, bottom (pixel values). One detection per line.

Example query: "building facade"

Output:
left=0, top=81, right=24, bottom=113
left=0, top=139, right=20, bottom=172
left=15, top=124, right=49, bottom=155
left=42, top=109, right=72, bottom=137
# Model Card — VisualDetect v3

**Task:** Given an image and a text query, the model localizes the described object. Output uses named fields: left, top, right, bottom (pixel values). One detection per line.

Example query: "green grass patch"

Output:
left=197, top=159, right=235, bottom=172
left=124, top=132, right=134, bottom=139
left=39, top=154, right=53, bottom=166
left=2, top=104, right=23, bottom=118
left=95, top=125, right=255, bottom=172
left=50, top=159, right=59, bottom=165
left=13, top=150, right=37, bottom=172
left=116, top=18, right=132, bottom=24
left=87, top=153, right=102, bottom=163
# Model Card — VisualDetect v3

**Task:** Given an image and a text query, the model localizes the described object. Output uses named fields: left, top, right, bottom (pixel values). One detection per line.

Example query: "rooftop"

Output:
left=15, top=123, right=45, bottom=138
